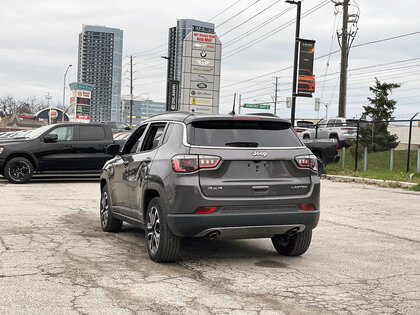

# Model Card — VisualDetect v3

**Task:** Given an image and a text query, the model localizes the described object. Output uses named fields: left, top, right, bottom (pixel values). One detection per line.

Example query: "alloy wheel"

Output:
left=9, top=162, right=29, bottom=180
left=147, top=206, right=160, bottom=255
left=100, top=191, right=109, bottom=228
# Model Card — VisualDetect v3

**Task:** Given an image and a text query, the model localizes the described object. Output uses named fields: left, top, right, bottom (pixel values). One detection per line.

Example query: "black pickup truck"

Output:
left=0, top=123, right=115, bottom=184
left=303, top=139, right=340, bottom=175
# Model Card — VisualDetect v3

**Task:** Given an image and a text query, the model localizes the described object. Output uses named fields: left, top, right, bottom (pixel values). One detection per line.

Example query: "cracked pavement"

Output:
left=0, top=176, right=419, bottom=314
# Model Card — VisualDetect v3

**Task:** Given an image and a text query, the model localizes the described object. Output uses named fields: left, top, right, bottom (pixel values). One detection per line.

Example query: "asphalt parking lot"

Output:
left=0, top=176, right=419, bottom=314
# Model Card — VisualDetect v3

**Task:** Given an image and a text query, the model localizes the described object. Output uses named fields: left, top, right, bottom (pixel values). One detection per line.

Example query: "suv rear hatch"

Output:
left=187, top=117, right=315, bottom=198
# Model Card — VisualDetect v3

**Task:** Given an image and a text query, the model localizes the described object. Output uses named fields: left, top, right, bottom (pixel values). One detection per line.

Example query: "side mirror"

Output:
left=44, top=134, right=58, bottom=142
left=106, top=144, right=120, bottom=156
left=125, top=126, right=132, bottom=131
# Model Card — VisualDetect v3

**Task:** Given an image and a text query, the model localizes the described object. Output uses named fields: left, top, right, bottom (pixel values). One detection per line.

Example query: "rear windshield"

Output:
left=188, top=120, right=302, bottom=147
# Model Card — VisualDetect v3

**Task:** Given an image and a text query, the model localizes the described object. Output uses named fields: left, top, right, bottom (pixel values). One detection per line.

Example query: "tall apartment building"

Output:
left=167, top=19, right=214, bottom=106
left=77, top=25, right=123, bottom=122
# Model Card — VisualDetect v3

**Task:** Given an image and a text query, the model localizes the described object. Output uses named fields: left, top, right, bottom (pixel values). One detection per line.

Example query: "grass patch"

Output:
left=411, top=184, right=420, bottom=191
left=325, top=149, right=420, bottom=184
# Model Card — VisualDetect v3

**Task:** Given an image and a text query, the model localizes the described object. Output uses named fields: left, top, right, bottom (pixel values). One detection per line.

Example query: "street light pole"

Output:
left=46, top=92, right=52, bottom=125
left=62, top=64, right=72, bottom=122
left=285, top=0, right=301, bottom=127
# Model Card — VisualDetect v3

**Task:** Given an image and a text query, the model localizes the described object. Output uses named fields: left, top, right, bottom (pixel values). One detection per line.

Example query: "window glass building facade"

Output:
left=77, top=25, right=123, bottom=122
left=121, top=96, right=166, bottom=126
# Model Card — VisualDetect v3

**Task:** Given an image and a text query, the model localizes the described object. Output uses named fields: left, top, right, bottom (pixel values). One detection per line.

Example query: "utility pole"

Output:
left=338, top=0, right=349, bottom=118
left=286, top=0, right=301, bottom=127
left=129, top=55, right=133, bottom=126
left=238, top=94, right=242, bottom=114
left=274, top=76, right=278, bottom=116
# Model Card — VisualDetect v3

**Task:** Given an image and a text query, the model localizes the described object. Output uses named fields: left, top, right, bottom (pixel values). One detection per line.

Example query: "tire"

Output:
left=100, top=185, right=122, bottom=232
left=271, top=229, right=312, bottom=256
left=4, top=157, right=34, bottom=184
left=145, top=197, right=180, bottom=263
left=303, top=134, right=310, bottom=140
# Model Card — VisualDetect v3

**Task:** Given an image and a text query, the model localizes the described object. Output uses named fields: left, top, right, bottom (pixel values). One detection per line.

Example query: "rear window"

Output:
left=188, top=120, right=302, bottom=147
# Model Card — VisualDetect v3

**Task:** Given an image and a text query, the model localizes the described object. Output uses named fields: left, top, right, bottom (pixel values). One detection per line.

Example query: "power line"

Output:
left=223, top=0, right=330, bottom=59
left=219, top=0, right=281, bottom=37
left=208, top=0, right=242, bottom=21
left=217, top=0, right=261, bottom=28
left=223, top=6, right=295, bottom=48
left=221, top=29, right=420, bottom=89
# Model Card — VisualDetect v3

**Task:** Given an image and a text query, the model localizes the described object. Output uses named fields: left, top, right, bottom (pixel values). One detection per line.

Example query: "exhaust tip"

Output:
left=207, top=230, right=221, bottom=240
left=286, top=227, right=300, bottom=237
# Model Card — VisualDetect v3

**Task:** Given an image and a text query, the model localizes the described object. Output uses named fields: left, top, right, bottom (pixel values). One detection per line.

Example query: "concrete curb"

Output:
left=323, top=174, right=418, bottom=188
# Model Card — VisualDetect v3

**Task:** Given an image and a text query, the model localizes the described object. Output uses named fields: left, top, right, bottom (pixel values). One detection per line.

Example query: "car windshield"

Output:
left=26, top=125, right=54, bottom=139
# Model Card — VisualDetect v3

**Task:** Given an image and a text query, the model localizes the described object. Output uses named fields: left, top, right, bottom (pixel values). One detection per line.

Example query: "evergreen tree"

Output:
left=360, top=78, right=400, bottom=152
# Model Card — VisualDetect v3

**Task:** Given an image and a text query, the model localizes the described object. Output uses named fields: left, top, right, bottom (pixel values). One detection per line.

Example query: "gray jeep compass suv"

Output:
left=100, top=112, right=320, bottom=262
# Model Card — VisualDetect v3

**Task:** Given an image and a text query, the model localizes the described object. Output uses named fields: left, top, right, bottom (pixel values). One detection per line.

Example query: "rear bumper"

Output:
left=167, top=209, right=320, bottom=238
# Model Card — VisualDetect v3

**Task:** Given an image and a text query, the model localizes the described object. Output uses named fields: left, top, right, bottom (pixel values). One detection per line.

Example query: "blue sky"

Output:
left=1, top=0, right=419, bottom=120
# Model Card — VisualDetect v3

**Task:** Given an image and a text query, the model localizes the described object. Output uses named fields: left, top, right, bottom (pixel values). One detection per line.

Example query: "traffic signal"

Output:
left=286, top=97, right=292, bottom=108
left=315, top=98, right=320, bottom=111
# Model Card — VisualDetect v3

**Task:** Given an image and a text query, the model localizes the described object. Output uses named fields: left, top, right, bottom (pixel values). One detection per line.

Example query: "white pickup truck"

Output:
left=296, top=118, right=358, bottom=142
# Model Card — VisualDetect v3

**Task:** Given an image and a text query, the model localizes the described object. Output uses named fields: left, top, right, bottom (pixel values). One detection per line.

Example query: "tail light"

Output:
left=341, top=127, right=353, bottom=130
left=194, top=206, right=217, bottom=214
left=300, top=204, right=316, bottom=211
left=199, top=155, right=221, bottom=168
left=295, top=128, right=305, bottom=133
left=172, top=155, right=221, bottom=173
left=295, top=154, right=317, bottom=172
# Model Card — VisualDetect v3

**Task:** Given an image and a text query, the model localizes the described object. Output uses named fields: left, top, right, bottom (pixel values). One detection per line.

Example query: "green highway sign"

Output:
left=243, top=103, right=270, bottom=110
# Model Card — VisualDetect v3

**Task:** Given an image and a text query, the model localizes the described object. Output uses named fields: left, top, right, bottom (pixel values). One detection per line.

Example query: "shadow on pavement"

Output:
left=0, top=174, right=99, bottom=184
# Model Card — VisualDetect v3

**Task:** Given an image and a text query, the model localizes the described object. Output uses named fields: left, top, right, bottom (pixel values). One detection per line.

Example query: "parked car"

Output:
left=100, top=121, right=132, bottom=134
left=100, top=112, right=320, bottom=263
left=303, top=139, right=339, bottom=175
left=113, top=131, right=131, bottom=147
left=0, top=123, right=115, bottom=183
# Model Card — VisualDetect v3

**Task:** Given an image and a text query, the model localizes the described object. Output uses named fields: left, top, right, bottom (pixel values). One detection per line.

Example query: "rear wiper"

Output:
left=225, top=142, right=259, bottom=147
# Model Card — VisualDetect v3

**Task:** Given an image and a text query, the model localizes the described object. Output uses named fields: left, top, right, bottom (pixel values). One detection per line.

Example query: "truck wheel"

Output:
left=271, top=229, right=312, bottom=256
left=145, top=197, right=180, bottom=263
left=100, top=186, right=122, bottom=232
left=4, top=157, right=34, bottom=184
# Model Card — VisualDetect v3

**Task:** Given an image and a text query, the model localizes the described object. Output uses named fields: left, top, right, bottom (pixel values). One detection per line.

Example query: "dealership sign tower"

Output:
left=69, top=82, right=94, bottom=123
left=180, top=32, right=221, bottom=114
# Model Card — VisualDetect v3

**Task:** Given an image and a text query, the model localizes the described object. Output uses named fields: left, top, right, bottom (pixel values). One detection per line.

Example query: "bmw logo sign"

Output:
left=200, top=51, right=207, bottom=58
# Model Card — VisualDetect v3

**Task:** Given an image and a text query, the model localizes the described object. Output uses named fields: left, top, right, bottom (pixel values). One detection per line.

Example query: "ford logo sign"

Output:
left=197, top=83, right=207, bottom=89
left=251, top=151, right=267, bottom=157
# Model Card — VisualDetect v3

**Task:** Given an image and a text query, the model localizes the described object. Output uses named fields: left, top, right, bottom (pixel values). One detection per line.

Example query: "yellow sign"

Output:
left=191, top=98, right=196, bottom=104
